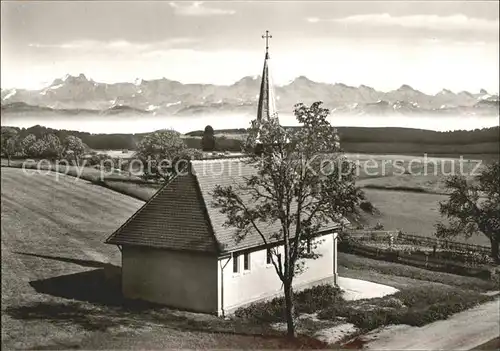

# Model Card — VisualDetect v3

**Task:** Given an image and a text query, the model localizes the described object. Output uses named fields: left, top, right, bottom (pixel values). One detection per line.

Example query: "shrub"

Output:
left=347, top=308, right=403, bottom=330
left=316, top=304, right=351, bottom=320
left=360, top=201, right=375, bottom=214
left=398, top=308, right=438, bottom=326
left=234, top=284, right=344, bottom=322
left=393, top=286, right=451, bottom=308
left=318, top=285, right=492, bottom=332
left=234, top=295, right=287, bottom=322
left=294, top=284, right=344, bottom=314
left=392, top=285, right=488, bottom=309
left=378, top=297, right=405, bottom=309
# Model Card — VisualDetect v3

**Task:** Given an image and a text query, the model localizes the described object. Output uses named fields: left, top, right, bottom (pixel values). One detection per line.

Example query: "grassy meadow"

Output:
left=1, top=168, right=496, bottom=349
left=348, top=154, right=491, bottom=246
left=2, top=152, right=494, bottom=246
left=1, top=168, right=327, bottom=349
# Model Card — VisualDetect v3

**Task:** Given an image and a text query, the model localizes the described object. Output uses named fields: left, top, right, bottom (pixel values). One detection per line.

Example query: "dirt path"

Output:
left=359, top=299, right=500, bottom=350
left=471, top=337, right=500, bottom=350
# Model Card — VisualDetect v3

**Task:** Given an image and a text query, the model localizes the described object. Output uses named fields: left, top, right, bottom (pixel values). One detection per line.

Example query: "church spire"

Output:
left=257, top=30, right=278, bottom=123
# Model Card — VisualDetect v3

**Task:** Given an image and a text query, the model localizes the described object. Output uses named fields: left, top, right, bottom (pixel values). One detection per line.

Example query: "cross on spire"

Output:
left=262, top=30, right=272, bottom=56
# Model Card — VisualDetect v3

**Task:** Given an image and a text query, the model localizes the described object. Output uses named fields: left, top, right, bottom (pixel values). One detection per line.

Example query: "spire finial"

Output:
left=261, top=30, right=272, bottom=57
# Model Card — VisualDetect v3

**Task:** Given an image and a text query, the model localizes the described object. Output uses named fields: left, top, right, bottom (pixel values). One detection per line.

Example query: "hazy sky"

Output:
left=1, top=1, right=499, bottom=94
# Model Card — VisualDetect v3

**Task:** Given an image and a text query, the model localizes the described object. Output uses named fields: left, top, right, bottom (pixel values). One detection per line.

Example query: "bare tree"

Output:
left=212, top=102, right=361, bottom=337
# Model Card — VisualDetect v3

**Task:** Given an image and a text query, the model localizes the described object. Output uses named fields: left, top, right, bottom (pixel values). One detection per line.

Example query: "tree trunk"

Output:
left=490, top=237, right=500, bottom=263
left=283, top=280, right=295, bottom=338
left=7, top=155, right=11, bottom=167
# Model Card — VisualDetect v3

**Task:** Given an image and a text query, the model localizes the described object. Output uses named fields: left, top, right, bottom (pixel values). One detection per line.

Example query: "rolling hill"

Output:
left=1, top=168, right=331, bottom=349
left=1, top=168, right=143, bottom=348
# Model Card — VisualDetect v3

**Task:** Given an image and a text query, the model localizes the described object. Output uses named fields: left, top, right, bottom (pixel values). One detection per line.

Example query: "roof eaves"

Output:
left=219, top=224, right=343, bottom=254
left=117, top=242, right=218, bottom=255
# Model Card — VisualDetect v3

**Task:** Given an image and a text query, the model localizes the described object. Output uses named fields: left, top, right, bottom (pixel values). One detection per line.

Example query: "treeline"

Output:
left=183, top=136, right=243, bottom=152
left=341, top=141, right=500, bottom=155
left=1, top=126, right=87, bottom=166
left=3, top=124, right=499, bottom=155
left=5, top=125, right=148, bottom=150
left=187, top=126, right=500, bottom=145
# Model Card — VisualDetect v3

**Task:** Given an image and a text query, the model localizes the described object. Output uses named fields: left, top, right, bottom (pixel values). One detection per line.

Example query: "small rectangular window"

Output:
left=244, top=252, right=250, bottom=270
left=266, top=249, right=272, bottom=264
left=233, top=253, right=239, bottom=273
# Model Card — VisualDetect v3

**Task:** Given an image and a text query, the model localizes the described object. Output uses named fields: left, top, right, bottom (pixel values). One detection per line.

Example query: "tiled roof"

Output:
left=106, top=158, right=342, bottom=254
left=105, top=172, right=220, bottom=253
left=192, top=159, right=341, bottom=252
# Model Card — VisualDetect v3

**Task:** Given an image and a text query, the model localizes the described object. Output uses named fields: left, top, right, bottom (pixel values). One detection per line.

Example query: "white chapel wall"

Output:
left=218, top=232, right=335, bottom=313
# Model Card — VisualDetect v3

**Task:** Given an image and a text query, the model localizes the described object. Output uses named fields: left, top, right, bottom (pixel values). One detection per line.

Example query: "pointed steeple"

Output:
left=256, top=30, right=278, bottom=123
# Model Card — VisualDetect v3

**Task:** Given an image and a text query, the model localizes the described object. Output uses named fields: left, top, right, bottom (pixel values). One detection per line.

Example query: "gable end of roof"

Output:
left=106, top=173, right=219, bottom=253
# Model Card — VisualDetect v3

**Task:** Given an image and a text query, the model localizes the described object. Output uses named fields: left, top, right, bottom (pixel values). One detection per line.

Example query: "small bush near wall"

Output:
left=234, top=284, right=344, bottom=322
left=235, top=282, right=492, bottom=331
left=294, top=285, right=344, bottom=314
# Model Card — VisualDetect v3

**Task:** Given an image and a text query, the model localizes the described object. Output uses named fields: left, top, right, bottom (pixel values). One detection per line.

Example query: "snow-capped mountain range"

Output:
left=2, top=74, right=499, bottom=117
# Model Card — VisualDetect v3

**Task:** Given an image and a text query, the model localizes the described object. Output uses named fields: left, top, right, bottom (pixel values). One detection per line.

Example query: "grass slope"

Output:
left=0, top=168, right=326, bottom=349
left=1, top=168, right=143, bottom=349
left=2, top=153, right=492, bottom=246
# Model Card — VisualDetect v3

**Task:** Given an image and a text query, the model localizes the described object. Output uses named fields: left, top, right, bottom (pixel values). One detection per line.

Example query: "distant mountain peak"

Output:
left=458, top=90, right=474, bottom=98
left=480, top=88, right=488, bottom=95
left=398, top=84, right=415, bottom=91
left=438, top=88, right=454, bottom=95
left=4, top=74, right=498, bottom=117
left=359, top=84, right=376, bottom=91
left=233, top=75, right=261, bottom=86
left=334, top=82, right=355, bottom=89
left=159, top=77, right=177, bottom=82
left=49, top=78, right=64, bottom=87
left=291, top=75, right=314, bottom=84
left=58, top=73, right=91, bottom=85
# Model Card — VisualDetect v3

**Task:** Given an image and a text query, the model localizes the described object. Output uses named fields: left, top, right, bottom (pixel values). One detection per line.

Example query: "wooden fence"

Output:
left=344, top=230, right=399, bottom=241
left=398, top=233, right=491, bottom=255
left=344, top=230, right=491, bottom=255
left=339, top=241, right=496, bottom=280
